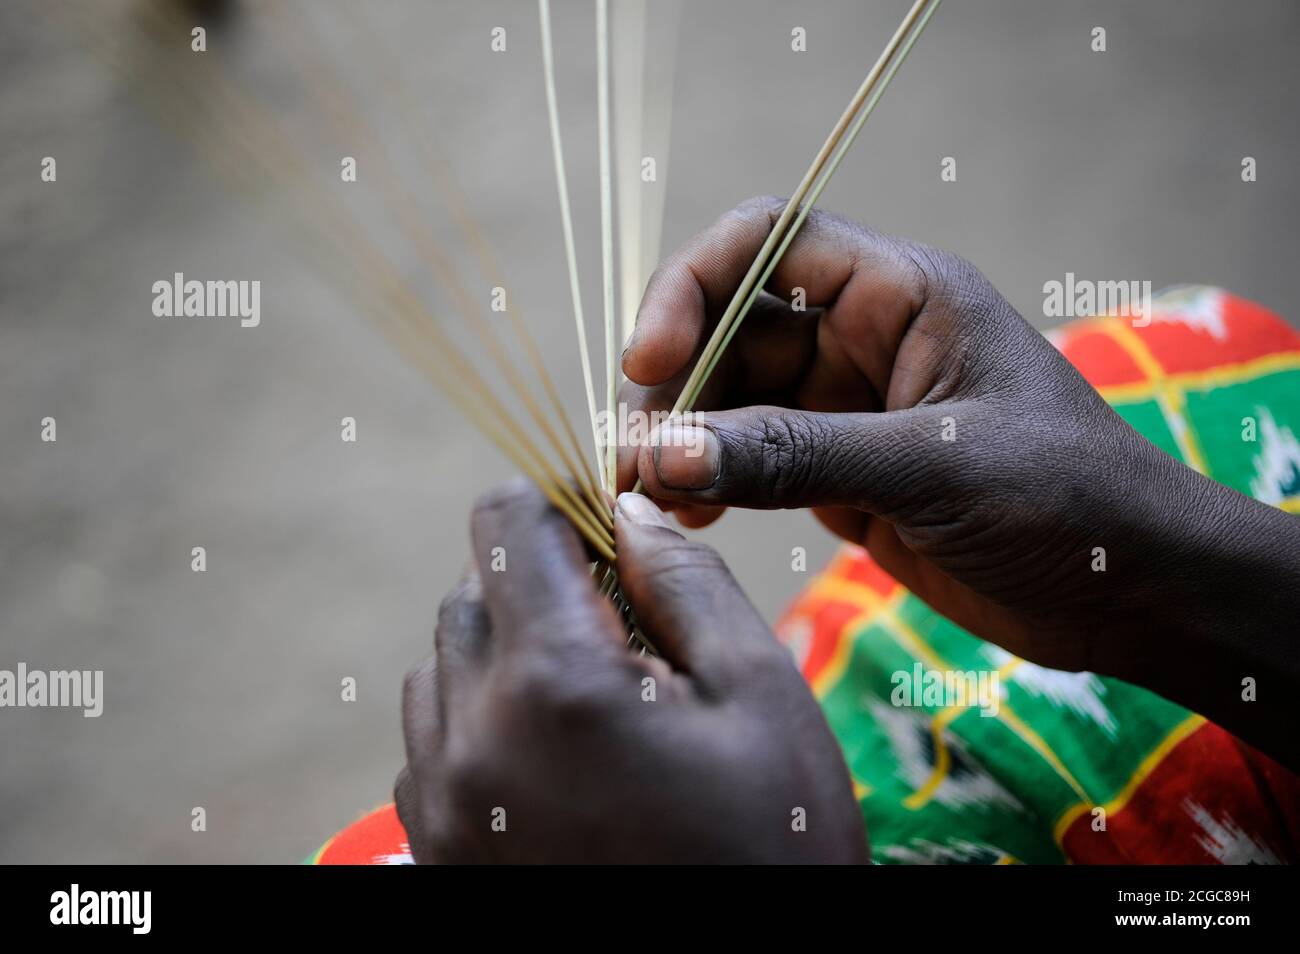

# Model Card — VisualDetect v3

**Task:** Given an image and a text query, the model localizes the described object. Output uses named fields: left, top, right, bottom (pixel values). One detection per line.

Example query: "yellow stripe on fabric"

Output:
left=1103, top=317, right=1166, bottom=382
left=876, top=605, right=949, bottom=673
left=902, top=704, right=962, bottom=809
left=883, top=611, right=1090, bottom=811
left=802, top=576, right=902, bottom=699
left=812, top=607, right=874, bottom=698
left=995, top=706, right=1092, bottom=804
left=805, top=575, right=893, bottom=614
left=807, top=569, right=1166, bottom=821
left=900, top=691, right=1091, bottom=811
left=806, top=586, right=965, bottom=810
left=1157, top=387, right=1210, bottom=475
left=1102, top=318, right=1210, bottom=475
left=1095, top=351, right=1300, bottom=405
left=1051, top=713, right=1205, bottom=848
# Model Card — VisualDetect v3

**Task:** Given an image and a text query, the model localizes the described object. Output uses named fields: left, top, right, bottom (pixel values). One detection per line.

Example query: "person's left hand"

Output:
left=393, top=480, right=868, bottom=864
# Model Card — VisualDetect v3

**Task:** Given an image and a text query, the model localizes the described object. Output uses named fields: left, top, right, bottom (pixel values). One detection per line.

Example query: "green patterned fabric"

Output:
left=777, top=287, right=1300, bottom=864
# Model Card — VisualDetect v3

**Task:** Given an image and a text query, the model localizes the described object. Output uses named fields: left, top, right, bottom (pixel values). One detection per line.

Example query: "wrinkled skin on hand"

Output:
left=619, top=197, right=1231, bottom=677
left=395, top=485, right=868, bottom=864
left=396, top=200, right=1300, bottom=862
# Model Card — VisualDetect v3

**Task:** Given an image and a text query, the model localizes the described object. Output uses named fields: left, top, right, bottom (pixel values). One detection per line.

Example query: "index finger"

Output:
left=470, top=477, right=626, bottom=661
left=623, top=197, right=784, bottom=387
left=622, top=195, right=927, bottom=394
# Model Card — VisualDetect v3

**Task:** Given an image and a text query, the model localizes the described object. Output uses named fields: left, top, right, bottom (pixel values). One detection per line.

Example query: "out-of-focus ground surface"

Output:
left=1, top=0, right=1297, bottom=863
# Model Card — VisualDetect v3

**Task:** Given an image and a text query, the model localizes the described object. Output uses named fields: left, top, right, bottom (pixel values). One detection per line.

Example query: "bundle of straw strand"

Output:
left=58, top=0, right=620, bottom=563
left=52, top=0, right=939, bottom=653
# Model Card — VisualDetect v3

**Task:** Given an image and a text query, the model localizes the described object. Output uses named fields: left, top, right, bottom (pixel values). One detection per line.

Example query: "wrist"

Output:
left=1106, top=446, right=1300, bottom=701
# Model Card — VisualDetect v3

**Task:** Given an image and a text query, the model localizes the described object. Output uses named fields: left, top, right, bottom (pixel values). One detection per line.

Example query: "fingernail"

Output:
left=653, top=424, right=720, bottom=490
left=617, top=492, right=668, bottom=527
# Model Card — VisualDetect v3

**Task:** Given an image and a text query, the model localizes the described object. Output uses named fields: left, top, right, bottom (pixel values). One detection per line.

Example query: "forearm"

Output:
left=1113, top=457, right=1300, bottom=769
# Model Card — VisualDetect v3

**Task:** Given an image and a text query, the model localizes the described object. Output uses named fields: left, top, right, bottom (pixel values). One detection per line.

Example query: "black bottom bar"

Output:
left=7, top=863, right=1295, bottom=940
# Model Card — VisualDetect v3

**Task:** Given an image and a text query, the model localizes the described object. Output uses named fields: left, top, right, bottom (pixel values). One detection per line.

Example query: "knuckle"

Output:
left=435, top=590, right=464, bottom=631
left=909, top=243, right=997, bottom=317
left=516, top=601, right=604, bottom=652
left=727, top=195, right=788, bottom=236
left=757, top=412, right=824, bottom=507
left=501, top=652, right=562, bottom=700
left=735, top=194, right=786, bottom=219
left=499, top=650, right=578, bottom=708
left=902, top=242, right=948, bottom=301
left=402, top=658, right=434, bottom=705
left=436, top=577, right=483, bottom=637
left=495, top=650, right=613, bottom=727
left=640, top=535, right=728, bottom=586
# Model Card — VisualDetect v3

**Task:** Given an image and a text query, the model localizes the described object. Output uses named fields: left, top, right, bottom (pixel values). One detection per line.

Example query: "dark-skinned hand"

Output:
left=619, top=197, right=1300, bottom=769
left=394, top=482, right=868, bottom=864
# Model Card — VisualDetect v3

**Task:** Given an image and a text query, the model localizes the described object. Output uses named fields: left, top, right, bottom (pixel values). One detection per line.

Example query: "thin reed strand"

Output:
left=666, top=0, right=936, bottom=422
left=269, top=1, right=613, bottom=533
left=596, top=0, right=619, bottom=494
left=337, top=0, right=611, bottom=528
left=75, top=0, right=616, bottom=558
left=539, top=0, right=605, bottom=480
left=692, top=0, right=943, bottom=400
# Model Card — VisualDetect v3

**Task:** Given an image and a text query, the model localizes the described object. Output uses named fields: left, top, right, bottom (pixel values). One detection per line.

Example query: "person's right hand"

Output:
left=618, top=197, right=1300, bottom=731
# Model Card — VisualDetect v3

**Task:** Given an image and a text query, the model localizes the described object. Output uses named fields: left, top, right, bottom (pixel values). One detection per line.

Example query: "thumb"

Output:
left=636, top=405, right=959, bottom=517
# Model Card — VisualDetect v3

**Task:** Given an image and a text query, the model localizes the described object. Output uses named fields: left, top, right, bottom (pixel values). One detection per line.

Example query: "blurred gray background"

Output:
left=2, top=0, right=1296, bottom=863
